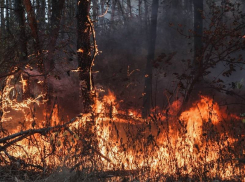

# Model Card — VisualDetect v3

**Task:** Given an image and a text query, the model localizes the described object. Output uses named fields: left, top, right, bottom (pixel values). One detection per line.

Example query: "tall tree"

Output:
left=6, top=0, right=10, bottom=33
left=9, top=0, right=13, bottom=26
left=100, top=0, right=105, bottom=27
left=77, top=0, right=96, bottom=113
left=40, top=0, right=46, bottom=27
left=185, top=0, right=192, bottom=12
left=172, top=0, right=181, bottom=18
left=184, top=0, right=193, bottom=31
left=45, top=0, right=65, bottom=72
left=15, top=0, right=27, bottom=63
left=117, top=0, right=126, bottom=21
left=15, top=0, right=29, bottom=98
left=92, top=0, right=98, bottom=22
left=32, top=0, right=46, bottom=29
left=193, top=0, right=203, bottom=74
left=127, top=0, right=132, bottom=17
left=0, top=0, right=5, bottom=71
left=1, top=0, right=5, bottom=35
left=47, top=0, right=51, bottom=24
left=170, top=0, right=182, bottom=50
left=138, top=0, right=142, bottom=20
left=143, top=0, right=149, bottom=39
left=23, top=0, right=42, bottom=71
left=44, top=0, right=65, bottom=109
left=142, top=0, right=159, bottom=118
left=180, top=0, right=203, bottom=107
left=111, top=0, right=116, bottom=21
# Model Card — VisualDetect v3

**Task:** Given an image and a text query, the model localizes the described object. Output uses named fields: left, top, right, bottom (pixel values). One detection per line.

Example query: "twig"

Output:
left=98, top=0, right=110, bottom=18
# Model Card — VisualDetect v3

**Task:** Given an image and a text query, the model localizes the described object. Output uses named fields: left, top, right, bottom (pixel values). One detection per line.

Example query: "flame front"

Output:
left=0, top=77, right=244, bottom=180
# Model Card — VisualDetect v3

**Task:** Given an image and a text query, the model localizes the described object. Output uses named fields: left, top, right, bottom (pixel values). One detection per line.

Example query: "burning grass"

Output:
left=0, top=76, right=244, bottom=181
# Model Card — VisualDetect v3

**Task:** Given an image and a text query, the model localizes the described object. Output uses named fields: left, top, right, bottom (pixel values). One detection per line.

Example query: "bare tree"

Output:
left=6, top=0, right=10, bottom=33
left=193, top=0, right=203, bottom=72
left=177, top=0, right=203, bottom=108
left=15, top=0, right=27, bottom=63
left=138, top=0, right=142, bottom=20
left=127, top=0, right=132, bottom=17
left=15, top=0, right=29, bottom=98
left=92, top=0, right=98, bottom=22
left=23, top=0, right=42, bottom=71
left=111, top=0, right=116, bottom=21
left=0, top=0, right=5, bottom=35
left=36, top=0, right=46, bottom=28
left=45, top=0, right=65, bottom=73
left=142, top=0, right=159, bottom=118
left=77, top=0, right=96, bottom=113
left=44, top=0, right=65, bottom=109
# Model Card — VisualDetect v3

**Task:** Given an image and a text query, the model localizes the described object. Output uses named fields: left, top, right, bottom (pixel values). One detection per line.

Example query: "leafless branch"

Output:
left=0, top=117, right=79, bottom=146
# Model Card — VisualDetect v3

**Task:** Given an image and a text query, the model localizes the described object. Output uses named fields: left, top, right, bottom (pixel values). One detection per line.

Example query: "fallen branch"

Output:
left=0, top=117, right=79, bottom=148
left=1, top=114, right=113, bottom=173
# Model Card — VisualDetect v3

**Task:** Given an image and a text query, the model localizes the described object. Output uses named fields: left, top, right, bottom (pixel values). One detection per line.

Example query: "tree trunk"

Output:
left=143, top=0, right=149, bottom=40
left=172, top=0, right=180, bottom=11
left=47, top=0, right=51, bottom=25
left=138, top=0, right=142, bottom=20
left=117, top=0, right=126, bottom=21
left=6, top=0, right=10, bottom=33
left=0, top=0, right=5, bottom=36
left=44, top=0, right=65, bottom=108
left=142, top=0, right=159, bottom=118
left=185, top=0, right=192, bottom=12
left=15, top=0, right=29, bottom=99
left=77, top=0, right=96, bottom=113
left=127, top=0, right=132, bottom=17
left=172, top=0, right=182, bottom=21
left=36, top=0, right=40, bottom=15
left=100, top=0, right=104, bottom=27
left=23, top=0, right=42, bottom=71
left=15, top=0, right=27, bottom=63
left=193, top=0, right=203, bottom=72
left=0, top=0, right=5, bottom=35
left=46, top=0, right=65, bottom=72
left=184, top=0, right=193, bottom=31
left=40, top=0, right=46, bottom=27
left=76, top=0, right=98, bottom=153
left=170, top=0, right=181, bottom=50
left=92, top=0, right=98, bottom=22
left=111, top=0, right=116, bottom=21
left=0, top=0, right=5, bottom=74
left=36, top=0, right=41, bottom=26
left=9, top=0, right=13, bottom=24
left=144, top=0, right=148, bottom=24
left=179, top=0, right=203, bottom=111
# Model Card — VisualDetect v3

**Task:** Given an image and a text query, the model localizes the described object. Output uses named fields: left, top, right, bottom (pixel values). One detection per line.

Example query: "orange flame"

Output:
left=0, top=80, right=244, bottom=180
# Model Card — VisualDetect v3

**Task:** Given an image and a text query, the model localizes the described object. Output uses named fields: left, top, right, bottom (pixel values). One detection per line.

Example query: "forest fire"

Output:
left=0, top=76, right=244, bottom=181
left=1, top=0, right=245, bottom=181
